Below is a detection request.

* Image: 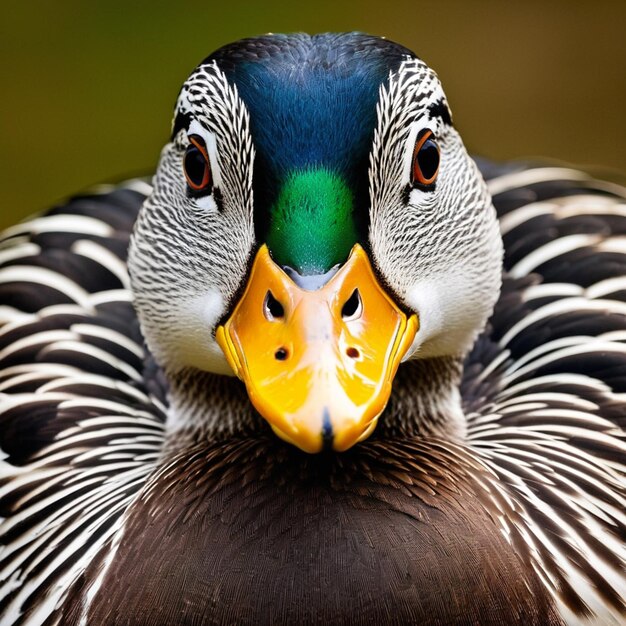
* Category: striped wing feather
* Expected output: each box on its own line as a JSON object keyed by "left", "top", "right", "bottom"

{"left": 0, "top": 182, "right": 166, "bottom": 625}
{"left": 464, "top": 165, "right": 626, "bottom": 624}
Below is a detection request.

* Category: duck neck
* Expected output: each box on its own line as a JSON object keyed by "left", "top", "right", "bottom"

{"left": 163, "top": 369, "right": 263, "bottom": 452}
{"left": 377, "top": 355, "right": 466, "bottom": 441}
{"left": 163, "top": 355, "right": 466, "bottom": 451}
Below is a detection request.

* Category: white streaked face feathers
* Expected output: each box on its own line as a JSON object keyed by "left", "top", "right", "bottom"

{"left": 129, "top": 62, "right": 255, "bottom": 375}
{"left": 368, "top": 58, "right": 503, "bottom": 359}
{"left": 130, "top": 56, "right": 503, "bottom": 377}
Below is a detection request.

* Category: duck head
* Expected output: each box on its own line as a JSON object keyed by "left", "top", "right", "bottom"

{"left": 129, "top": 33, "right": 503, "bottom": 452}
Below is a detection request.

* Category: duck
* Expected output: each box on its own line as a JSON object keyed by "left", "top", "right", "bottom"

{"left": 0, "top": 32, "right": 624, "bottom": 626}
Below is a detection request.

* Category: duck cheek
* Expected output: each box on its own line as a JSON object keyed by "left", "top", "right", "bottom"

{"left": 216, "top": 244, "right": 418, "bottom": 453}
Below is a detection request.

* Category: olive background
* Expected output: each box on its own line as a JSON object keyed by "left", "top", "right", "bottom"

{"left": 2, "top": 0, "right": 625, "bottom": 230}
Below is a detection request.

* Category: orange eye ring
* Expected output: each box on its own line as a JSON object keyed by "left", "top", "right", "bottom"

{"left": 411, "top": 130, "right": 440, "bottom": 186}
{"left": 184, "top": 134, "right": 212, "bottom": 192}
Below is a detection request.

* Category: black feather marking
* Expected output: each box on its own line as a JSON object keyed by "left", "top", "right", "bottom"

{"left": 172, "top": 110, "right": 192, "bottom": 140}
{"left": 428, "top": 98, "right": 453, "bottom": 126}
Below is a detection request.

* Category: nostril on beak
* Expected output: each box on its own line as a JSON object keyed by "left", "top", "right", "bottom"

{"left": 264, "top": 290, "right": 285, "bottom": 321}
{"left": 274, "top": 347, "right": 289, "bottom": 361}
{"left": 341, "top": 289, "right": 362, "bottom": 321}
{"left": 346, "top": 347, "right": 359, "bottom": 359}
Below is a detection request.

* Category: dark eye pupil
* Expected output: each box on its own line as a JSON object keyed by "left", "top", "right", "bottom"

{"left": 184, "top": 145, "right": 207, "bottom": 186}
{"left": 417, "top": 139, "right": 439, "bottom": 180}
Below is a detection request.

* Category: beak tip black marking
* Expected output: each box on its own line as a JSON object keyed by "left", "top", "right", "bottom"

{"left": 322, "top": 408, "right": 334, "bottom": 452}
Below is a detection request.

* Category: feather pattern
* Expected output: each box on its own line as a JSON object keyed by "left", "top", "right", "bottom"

{"left": 463, "top": 166, "right": 626, "bottom": 625}
{"left": 0, "top": 185, "right": 166, "bottom": 626}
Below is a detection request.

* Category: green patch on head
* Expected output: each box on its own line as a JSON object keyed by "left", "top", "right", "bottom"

{"left": 266, "top": 169, "right": 358, "bottom": 275}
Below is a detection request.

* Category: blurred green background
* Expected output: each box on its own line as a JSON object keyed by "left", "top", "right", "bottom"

{"left": 2, "top": 1, "right": 625, "bottom": 229}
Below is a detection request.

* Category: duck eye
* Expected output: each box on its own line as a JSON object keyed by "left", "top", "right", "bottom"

{"left": 411, "top": 130, "right": 440, "bottom": 187}
{"left": 184, "top": 134, "right": 212, "bottom": 193}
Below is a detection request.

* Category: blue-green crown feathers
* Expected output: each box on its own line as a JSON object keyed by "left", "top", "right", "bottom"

{"left": 207, "top": 33, "right": 413, "bottom": 274}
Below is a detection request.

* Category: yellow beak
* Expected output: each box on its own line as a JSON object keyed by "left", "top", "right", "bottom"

{"left": 216, "top": 244, "right": 418, "bottom": 453}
